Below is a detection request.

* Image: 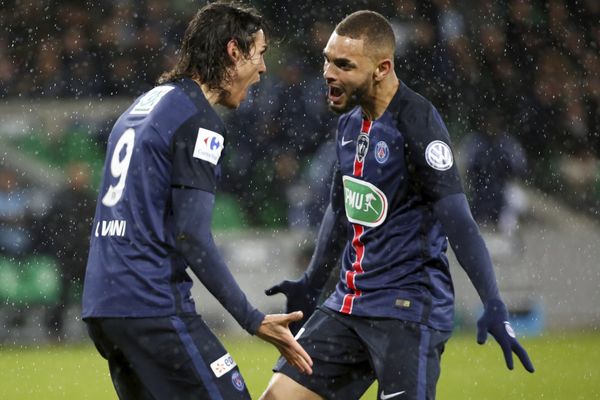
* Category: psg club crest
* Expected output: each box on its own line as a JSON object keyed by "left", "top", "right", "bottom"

{"left": 356, "top": 133, "right": 370, "bottom": 163}
{"left": 374, "top": 141, "right": 389, "bottom": 164}
{"left": 231, "top": 371, "right": 245, "bottom": 391}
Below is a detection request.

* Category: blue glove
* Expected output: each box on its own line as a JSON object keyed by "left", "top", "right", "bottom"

{"left": 265, "top": 276, "right": 322, "bottom": 335}
{"left": 477, "top": 299, "right": 535, "bottom": 373}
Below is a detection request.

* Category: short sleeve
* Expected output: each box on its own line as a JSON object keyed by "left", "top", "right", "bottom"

{"left": 403, "top": 105, "right": 464, "bottom": 202}
{"left": 170, "top": 114, "right": 226, "bottom": 193}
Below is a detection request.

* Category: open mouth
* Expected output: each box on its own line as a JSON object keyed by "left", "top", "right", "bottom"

{"left": 328, "top": 85, "right": 344, "bottom": 103}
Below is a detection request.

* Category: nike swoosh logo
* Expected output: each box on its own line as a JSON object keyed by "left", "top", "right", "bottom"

{"left": 380, "top": 391, "right": 406, "bottom": 400}
{"left": 341, "top": 137, "right": 353, "bottom": 146}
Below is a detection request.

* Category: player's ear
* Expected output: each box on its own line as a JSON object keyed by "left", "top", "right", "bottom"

{"left": 226, "top": 39, "right": 240, "bottom": 62}
{"left": 374, "top": 58, "right": 392, "bottom": 82}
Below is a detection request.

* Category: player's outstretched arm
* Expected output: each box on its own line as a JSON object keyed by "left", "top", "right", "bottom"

{"left": 256, "top": 311, "right": 313, "bottom": 375}
{"left": 172, "top": 188, "right": 265, "bottom": 333}
{"left": 266, "top": 169, "right": 346, "bottom": 334}
{"left": 433, "top": 193, "right": 535, "bottom": 373}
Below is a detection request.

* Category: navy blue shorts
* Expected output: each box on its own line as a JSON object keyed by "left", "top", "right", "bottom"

{"left": 85, "top": 315, "right": 250, "bottom": 400}
{"left": 275, "top": 307, "right": 452, "bottom": 400}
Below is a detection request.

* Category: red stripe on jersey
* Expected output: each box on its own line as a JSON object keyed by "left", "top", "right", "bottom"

{"left": 352, "top": 119, "right": 373, "bottom": 177}
{"left": 340, "top": 224, "right": 365, "bottom": 314}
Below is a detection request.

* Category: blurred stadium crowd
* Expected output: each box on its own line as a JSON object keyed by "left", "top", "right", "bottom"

{"left": 1, "top": 0, "right": 599, "bottom": 340}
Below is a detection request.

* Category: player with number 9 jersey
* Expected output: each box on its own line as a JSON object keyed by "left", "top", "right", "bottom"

{"left": 82, "top": 79, "right": 224, "bottom": 318}
{"left": 81, "top": 4, "right": 313, "bottom": 399}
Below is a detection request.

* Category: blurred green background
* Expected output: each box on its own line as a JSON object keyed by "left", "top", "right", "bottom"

{"left": 1, "top": 330, "right": 599, "bottom": 399}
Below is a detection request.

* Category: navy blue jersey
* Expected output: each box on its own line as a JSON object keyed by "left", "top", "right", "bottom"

{"left": 82, "top": 79, "right": 226, "bottom": 318}
{"left": 323, "top": 82, "right": 463, "bottom": 331}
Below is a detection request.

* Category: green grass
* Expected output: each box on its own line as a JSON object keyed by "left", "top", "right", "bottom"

{"left": 0, "top": 330, "right": 598, "bottom": 399}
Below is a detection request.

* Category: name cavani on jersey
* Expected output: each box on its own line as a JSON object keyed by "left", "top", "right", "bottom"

{"left": 95, "top": 219, "right": 127, "bottom": 237}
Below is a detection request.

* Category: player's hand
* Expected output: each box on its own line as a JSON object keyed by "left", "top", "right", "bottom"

{"left": 256, "top": 311, "right": 313, "bottom": 375}
{"left": 476, "top": 299, "right": 535, "bottom": 373}
{"left": 265, "top": 276, "right": 322, "bottom": 335}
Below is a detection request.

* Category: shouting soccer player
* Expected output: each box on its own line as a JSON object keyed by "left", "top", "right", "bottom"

{"left": 262, "top": 10, "right": 534, "bottom": 400}
{"left": 81, "top": 2, "right": 312, "bottom": 399}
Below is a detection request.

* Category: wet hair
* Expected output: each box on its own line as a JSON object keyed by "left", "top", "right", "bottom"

{"left": 158, "top": 1, "right": 266, "bottom": 95}
{"left": 335, "top": 10, "right": 395, "bottom": 58}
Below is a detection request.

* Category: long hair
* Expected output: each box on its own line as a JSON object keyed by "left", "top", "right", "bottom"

{"left": 158, "top": 1, "right": 265, "bottom": 95}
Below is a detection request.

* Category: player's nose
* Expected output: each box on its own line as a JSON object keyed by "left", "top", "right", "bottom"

{"left": 258, "top": 57, "right": 266, "bottom": 74}
{"left": 323, "top": 62, "right": 335, "bottom": 81}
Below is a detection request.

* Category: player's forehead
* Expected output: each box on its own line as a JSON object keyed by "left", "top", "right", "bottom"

{"left": 252, "top": 29, "right": 267, "bottom": 51}
{"left": 323, "top": 32, "right": 367, "bottom": 62}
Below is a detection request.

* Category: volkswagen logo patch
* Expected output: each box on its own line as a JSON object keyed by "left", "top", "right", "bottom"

{"left": 425, "top": 140, "right": 453, "bottom": 171}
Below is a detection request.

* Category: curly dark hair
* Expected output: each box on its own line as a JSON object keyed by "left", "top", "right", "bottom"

{"left": 158, "top": 1, "right": 266, "bottom": 95}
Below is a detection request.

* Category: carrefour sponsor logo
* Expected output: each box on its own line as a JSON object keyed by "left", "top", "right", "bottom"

{"left": 210, "top": 352, "right": 237, "bottom": 378}
{"left": 193, "top": 128, "right": 224, "bottom": 165}
{"left": 342, "top": 175, "right": 388, "bottom": 227}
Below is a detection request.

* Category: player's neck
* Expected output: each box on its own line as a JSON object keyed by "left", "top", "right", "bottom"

{"left": 361, "top": 75, "right": 400, "bottom": 121}
{"left": 191, "top": 77, "right": 221, "bottom": 105}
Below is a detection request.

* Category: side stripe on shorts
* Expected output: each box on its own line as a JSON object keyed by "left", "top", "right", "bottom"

{"left": 170, "top": 316, "right": 224, "bottom": 400}
{"left": 417, "top": 324, "right": 432, "bottom": 400}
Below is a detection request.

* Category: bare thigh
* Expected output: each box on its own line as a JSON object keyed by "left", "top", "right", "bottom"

{"left": 260, "top": 373, "right": 324, "bottom": 400}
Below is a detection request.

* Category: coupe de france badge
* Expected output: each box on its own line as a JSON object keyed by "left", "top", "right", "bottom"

{"left": 425, "top": 140, "right": 453, "bottom": 171}
{"left": 356, "top": 133, "right": 370, "bottom": 162}
{"left": 193, "top": 128, "right": 224, "bottom": 165}
{"left": 130, "top": 85, "right": 174, "bottom": 115}
{"left": 374, "top": 141, "right": 389, "bottom": 164}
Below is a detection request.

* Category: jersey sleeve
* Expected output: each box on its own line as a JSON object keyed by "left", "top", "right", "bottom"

{"left": 170, "top": 114, "right": 226, "bottom": 193}
{"left": 403, "top": 105, "right": 464, "bottom": 202}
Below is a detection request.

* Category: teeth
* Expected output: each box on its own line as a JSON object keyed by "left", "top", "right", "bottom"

{"left": 330, "top": 87, "right": 342, "bottom": 97}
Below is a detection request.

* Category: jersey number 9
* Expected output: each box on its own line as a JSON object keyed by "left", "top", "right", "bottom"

{"left": 101, "top": 128, "right": 136, "bottom": 207}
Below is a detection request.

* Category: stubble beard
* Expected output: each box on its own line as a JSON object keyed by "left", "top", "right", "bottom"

{"left": 327, "top": 81, "right": 370, "bottom": 115}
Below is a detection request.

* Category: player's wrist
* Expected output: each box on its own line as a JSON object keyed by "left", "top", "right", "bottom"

{"left": 483, "top": 299, "right": 507, "bottom": 316}
{"left": 246, "top": 309, "right": 266, "bottom": 335}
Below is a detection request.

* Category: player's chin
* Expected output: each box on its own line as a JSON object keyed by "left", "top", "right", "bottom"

{"left": 327, "top": 98, "right": 351, "bottom": 114}
{"left": 222, "top": 93, "right": 245, "bottom": 109}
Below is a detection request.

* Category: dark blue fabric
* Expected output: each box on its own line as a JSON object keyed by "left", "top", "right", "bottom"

{"left": 172, "top": 188, "right": 264, "bottom": 334}
{"left": 85, "top": 315, "right": 252, "bottom": 399}
{"left": 82, "top": 79, "right": 235, "bottom": 321}
{"left": 320, "top": 83, "right": 461, "bottom": 331}
{"left": 476, "top": 299, "right": 535, "bottom": 372}
{"left": 432, "top": 193, "right": 500, "bottom": 303}
{"left": 170, "top": 316, "right": 224, "bottom": 400}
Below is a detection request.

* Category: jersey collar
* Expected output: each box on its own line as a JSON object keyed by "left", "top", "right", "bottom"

{"left": 384, "top": 80, "right": 405, "bottom": 117}
{"left": 175, "top": 77, "right": 211, "bottom": 111}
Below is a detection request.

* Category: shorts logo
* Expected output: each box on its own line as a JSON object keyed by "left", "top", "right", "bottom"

{"left": 342, "top": 175, "right": 388, "bottom": 227}
{"left": 210, "top": 353, "right": 237, "bottom": 378}
{"left": 130, "top": 85, "right": 174, "bottom": 115}
{"left": 374, "top": 141, "right": 389, "bottom": 164}
{"left": 193, "top": 128, "right": 224, "bottom": 165}
{"left": 356, "top": 134, "right": 370, "bottom": 162}
{"left": 231, "top": 371, "right": 245, "bottom": 391}
{"left": 425, "top": 140, "right": 453, "bottom": 171}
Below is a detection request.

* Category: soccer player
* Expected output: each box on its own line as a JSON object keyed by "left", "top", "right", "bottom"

{"left": 261, "top": 10, "right": 534, "bottom": 400}
{"left": 81, "top": 3, "right": 312, "bottom": 399}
